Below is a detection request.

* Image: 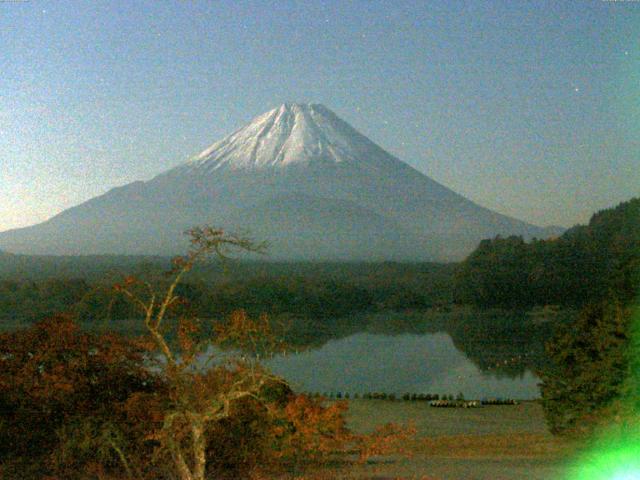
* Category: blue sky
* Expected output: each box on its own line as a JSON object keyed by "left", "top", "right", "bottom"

{"left": 1, "top": 0, "right": 638, "bottom": 231}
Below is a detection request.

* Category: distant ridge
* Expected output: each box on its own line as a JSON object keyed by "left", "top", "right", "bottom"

{"left": 0, "top": 103, "right": 561, "bottom": 260}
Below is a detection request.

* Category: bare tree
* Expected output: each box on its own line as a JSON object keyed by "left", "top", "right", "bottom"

{"left": 115, "top": 226, "right": 283, "bottom": 480}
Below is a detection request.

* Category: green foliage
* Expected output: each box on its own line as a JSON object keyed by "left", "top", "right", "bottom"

{"left": 0, "top": 262, "right": 456, "bottom": 332}
{"left": 454, "top": 236, "right": 534, "bottom": 308}
{"left": 455, "top": 197, "right": 640, "bottom": 308}
{"left": 0, "top": 278, "right": 90, "bottom": 326}
{"left": 538, "top": 301, "right": 632, "bottom": 435}
{"left": 456, "top": 198, "right": 640, "bottom": 436}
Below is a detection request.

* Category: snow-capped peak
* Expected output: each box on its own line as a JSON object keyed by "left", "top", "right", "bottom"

{"left": 184, "top": 103, "right": 374, "bottom": 172}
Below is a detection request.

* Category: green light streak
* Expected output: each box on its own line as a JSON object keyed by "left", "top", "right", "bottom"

{"left": 564, "top": 304, "right": 640, "bottom": 480}
{"left": 567, "top": 429, "right": 640, "bottom": 480}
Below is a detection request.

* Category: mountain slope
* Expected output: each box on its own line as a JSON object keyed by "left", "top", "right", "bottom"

{"left": 0, "top": 103, "right": 560, "bottom": 260}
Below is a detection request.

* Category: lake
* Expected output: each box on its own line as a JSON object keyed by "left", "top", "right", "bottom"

{"left": 196, "top": 308, "right": 554, "bottom": 400}
{"left": 265, "top": 331, "right": 542, "bottom": 400}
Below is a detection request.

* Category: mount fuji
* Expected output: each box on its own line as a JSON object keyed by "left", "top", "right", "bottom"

{"left": 0, "top": 103, "right": 561, "bottom": 260}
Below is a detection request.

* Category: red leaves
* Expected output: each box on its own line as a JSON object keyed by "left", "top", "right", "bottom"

{"left": 266, "top": 395, "right": 353, "bottom": 464}
{"left": 0, "top": 316, "right": 160, "bottom": 478}
{"left": 251, "top": 394, "right": 416, "bottom": 472}
{"left": 124, "top": 391, "right": 166, "bottom": 431}
{"left": 356, "top": 422, "right": 417, "bottom": 462}
{"left": 0, "top": 225, "right": 419, "bottom": 478}
{"left": 0, "top": 316, "right": 151, "bottom": 406}
{"left": 170, "top": 255, "right": 190, "bottom": 273}
{"left": 177, "top": 316, "right": 199, "bottom": 356}
{"left": 113, "top": 275, "right": 137, "bottom": 292}
{"left": 215, "top": 309, "right": 284, "bottom": 355}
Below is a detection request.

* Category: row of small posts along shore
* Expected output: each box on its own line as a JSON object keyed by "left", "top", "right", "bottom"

{"left": 301, "top": 391, "right": 519, "bottom": 407}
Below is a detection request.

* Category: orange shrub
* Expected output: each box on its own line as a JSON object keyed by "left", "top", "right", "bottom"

{"left": 0, "top": 315, "right": 160, "bottom": 479}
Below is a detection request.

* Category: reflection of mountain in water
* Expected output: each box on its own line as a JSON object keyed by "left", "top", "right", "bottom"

{"left": 278, "top": 308, "right": 572, "bottom": 379}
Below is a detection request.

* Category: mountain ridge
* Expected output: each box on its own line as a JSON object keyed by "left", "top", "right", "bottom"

{"left": 0, "top": 103, "right": 562, "bottom": 260}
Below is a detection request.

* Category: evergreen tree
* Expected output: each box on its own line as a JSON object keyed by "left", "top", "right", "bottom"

{"left": 539, "top": 301, "right": 631, "bottom": 435}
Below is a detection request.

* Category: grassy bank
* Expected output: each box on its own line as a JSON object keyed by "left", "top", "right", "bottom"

{"left": 293, "top": 399, "right": 574, "bottom": 480}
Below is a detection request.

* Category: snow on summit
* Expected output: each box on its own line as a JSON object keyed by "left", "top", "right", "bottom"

{"left": 185, "top": 103, "right": 375, "bottom": 172}
{"left": 0, "top": 101, "right": 558, "bottom": 259}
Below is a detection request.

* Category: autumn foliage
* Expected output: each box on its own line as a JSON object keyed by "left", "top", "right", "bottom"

{"left": 0, "top": 314, "right": 158, "bottom": 478}
{"left": 0, "top": 227, "right": 414, "bottom": 479}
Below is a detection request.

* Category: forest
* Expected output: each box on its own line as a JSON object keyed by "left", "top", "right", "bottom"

{"left": 454, "top": 197, "right": 640, "bottom": 308}
{"left": 0, "top": 260, "right": 455, "bottom": 331}
{"left": 3, "top": 199, "right": 638, "bottom": 327}
{"left": 453, "top": 197, "right": 640, "bottom": 435}
{"left": 0, "top": 198, "right": 638, "bottom": 478}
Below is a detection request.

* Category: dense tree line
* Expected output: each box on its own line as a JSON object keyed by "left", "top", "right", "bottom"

{"left": 453, "top": 198, "right": 640, "bottom": 435}
{"left": 454, "top": 197, "right": 640, "bottom": 308}
{"left": 0, "top": 265, "right": 455, "bottom": 331}
{"left": 0, "top": 279, "right": 91, "bottom": 326}
{"left": 535, "top": 199, "right": 638, "bottom": 435}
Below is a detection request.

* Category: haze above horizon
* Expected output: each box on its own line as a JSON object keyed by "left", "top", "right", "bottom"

{"left": 1, "top": 0, "right": 638, "bottom": 232}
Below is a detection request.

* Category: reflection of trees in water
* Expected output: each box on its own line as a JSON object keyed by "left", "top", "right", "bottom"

{"left": 446, "top": 314, "right": 550, "bottom": 378}
{"left": 279, "top": 308, "right": 575, "bottom": 379}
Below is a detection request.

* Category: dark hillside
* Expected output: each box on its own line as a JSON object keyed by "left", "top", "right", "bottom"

{"left": 454, "top": 197, "right": 640, "bottom": 308}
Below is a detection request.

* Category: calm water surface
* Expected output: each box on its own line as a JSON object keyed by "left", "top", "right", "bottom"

{"left": 265, "top": 332, "right": 541, "bottom": 400}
